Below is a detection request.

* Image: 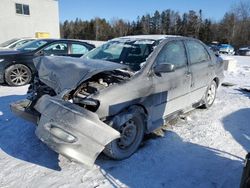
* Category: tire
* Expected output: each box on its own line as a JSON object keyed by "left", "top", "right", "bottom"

{"left": 5, "top": 64, "right": 32, "bottom": 86}
{"left": 203, "top": 80, "right": 217, "bottom": 109}
{"left": 104, "top": 108, "right": 145, "bottom": 160}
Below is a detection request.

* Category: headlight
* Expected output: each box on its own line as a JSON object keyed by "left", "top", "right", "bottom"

{"left": 0, "top": 59, "right": 4, "bottom": 63}
{"left": 74, "top": 96, "right": 100, "bottom": 112}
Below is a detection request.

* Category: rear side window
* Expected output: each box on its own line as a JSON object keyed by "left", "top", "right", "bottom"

{"left": 186, "top": 41, "right": 210, "bottom": 64}
{"left": 71, "top": 43, "right": 89, "bottom": 55}
{"left": 156, "top": 41, "right": 187, "bottom": 69}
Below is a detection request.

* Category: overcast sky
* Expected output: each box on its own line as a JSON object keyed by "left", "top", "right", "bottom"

{"left": 59, "top": 0, "right": 238, "bottom": 22}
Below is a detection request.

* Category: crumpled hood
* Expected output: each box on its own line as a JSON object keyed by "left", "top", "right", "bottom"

{"left": 33, "top": 56, "right": 128, "bottom": 94}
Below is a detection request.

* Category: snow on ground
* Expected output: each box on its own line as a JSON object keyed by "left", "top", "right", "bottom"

{"left": 0, "top": 56, "right": 250, "bottom": 188}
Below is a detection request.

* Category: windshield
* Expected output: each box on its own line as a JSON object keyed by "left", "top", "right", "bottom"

{"left": 9, "top": 39, "right": 34, "bottom": 49}
{"left": 83, "top": 39, "right": 156, "bottom": 71}
{"left": 17, "top": 40, "right": 48, "bottom": 51}
{"left": 0, "top": 38, "right": 19, "bottom": 47}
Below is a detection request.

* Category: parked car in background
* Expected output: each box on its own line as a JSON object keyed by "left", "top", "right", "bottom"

{"left": 0, "top": 38, "right": 35, "bottom": 50}
{"left": 0, "top": 39, "right": 95, "bottom": 86}
{"left": 218, "top": 44, "right": 235, "bottom": 55}
{"left": 11, "top": 35, "right": 224, "bottom": 168}
{"left": 238, "top": 46, "right": 250, "bottom": 56}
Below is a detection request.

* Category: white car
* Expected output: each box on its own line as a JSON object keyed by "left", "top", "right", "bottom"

{"left": 0, "top": 38, "right": 35, "bottom": 50}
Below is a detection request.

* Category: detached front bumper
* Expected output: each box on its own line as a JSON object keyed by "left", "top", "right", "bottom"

{"left": 34, "top": 95, "right": 120, "bottom": 168}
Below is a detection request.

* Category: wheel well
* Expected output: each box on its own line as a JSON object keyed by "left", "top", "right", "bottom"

{"left": 213, "top": 77, "right": 219, "bottom": 88}
{"left": 133, "top": 104, "right": 148, "bottom": 116}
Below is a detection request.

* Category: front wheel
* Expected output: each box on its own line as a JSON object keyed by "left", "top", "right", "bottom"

{"left": 203, "top": 80, "right": 217, "bottom": 108}
{"left": 5, "top": 64, "right": 32, "bottom": 86}
{"left": 104, "top": 108, "right": 145, "bottom": 160}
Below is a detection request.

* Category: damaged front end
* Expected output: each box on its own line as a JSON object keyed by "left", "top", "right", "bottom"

{"left": 11, "top": 56, "right": 133, "bottom": 168}
{"left": 35, "top": 95, "right": 120, "bottom": 168}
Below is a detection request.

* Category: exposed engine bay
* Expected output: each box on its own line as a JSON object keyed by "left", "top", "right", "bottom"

{"left": 28, "top": 69, "right": 132, "bottom": 112}
{"left": 72, "top": 70, "right": 132, "bottom": 98}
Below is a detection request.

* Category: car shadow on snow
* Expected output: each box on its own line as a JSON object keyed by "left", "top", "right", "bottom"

{"left": 95, "top": 131, "right": 243, "bottom": 188}
{"left": 0, "top": 94, "right": 61, "bottom": 171}
{"left": 223, "top": 108, "right": 250, "bottom": 153}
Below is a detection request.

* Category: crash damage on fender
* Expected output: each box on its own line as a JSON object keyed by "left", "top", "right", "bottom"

{"left": 11, "top": 35, "right": 224, "bottom": 168}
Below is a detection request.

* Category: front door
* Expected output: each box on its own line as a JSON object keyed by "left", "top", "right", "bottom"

{"left": 151, "top": 40, "right": 191, "bottom": 124}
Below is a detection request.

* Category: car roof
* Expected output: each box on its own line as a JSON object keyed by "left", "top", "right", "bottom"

{"left": 33, "top": 38, "right": 91, "bottom": 43}
{"left": 117, "top": 35, "right": 181, "bottom": 41}
{"left": 31, "top": 39, "right": 95, "bottom": 47}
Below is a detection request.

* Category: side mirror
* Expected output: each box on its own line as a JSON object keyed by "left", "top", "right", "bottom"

{"left": 154, "top": 63, "right": 175, "bottom": 75}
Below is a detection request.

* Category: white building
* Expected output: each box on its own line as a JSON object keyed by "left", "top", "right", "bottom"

{"left": 0, "top": 0, "right": 60, "bottom": 43}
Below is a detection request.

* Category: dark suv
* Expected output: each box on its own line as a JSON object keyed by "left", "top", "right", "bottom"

{"left": 11, "top": 35, "right": 224, "bottom": 168}
{"left": 0, "top": 39, "right": 94, "bottom": 86}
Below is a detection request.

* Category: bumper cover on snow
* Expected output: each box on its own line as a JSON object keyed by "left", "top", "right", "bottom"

{"left": 33, "top": 95, "right": 120, "bottom": 168}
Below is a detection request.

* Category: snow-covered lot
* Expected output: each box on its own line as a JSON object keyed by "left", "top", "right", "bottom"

{"left": 0, "top": 56, "right": 250, "bottom": 188}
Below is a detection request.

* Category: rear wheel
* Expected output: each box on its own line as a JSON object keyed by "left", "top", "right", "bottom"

{"left": 104, "top": 108, "right": 145, "bottom": 160}
{"left": 203, "top": 80, "right": 217, "bottom": 108}
{"left": 5, "top": 64, "right": 32, "bottom": 86}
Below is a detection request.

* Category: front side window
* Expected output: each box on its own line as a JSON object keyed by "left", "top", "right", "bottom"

{"left": 186, "top": 41, "right": 210, "bottom": 64}
{"left": 43, "top": 43, "right": 68, "bottom": 56}
{"left": 156, "top": 41, "right": 187, "bottom": 69}
{"left": 15, "top": 3, "right": 30, "bottom": 15}
{"left": 71, "top": 43, "right": 89, "bottom": 55}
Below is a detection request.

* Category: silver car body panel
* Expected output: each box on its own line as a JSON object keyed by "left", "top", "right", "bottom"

{"left": 34, "top": 95, "right": 120, "bottom": 168}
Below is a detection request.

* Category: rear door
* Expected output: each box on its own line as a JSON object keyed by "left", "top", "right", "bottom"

{"left": 185, "top": 40, "right": 213, "bottom": 104}
{"left": 151, "top": 40, "right": 192, "bottom": 123}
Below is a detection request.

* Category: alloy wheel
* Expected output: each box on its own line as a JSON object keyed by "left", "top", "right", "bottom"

{"left": 10, "top": 66, "right": 30, "bottom": 86}
{"left": 207, "top": 84, "right": 216, "bottom": 105}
